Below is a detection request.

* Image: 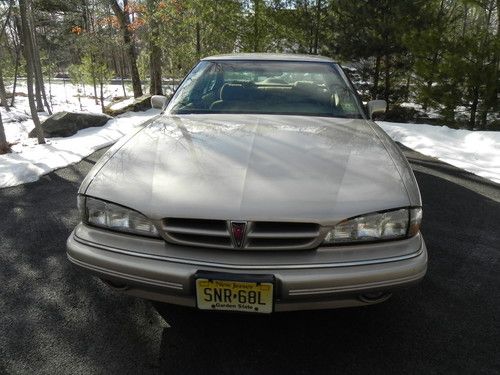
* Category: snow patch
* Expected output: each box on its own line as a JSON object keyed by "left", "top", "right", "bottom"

{"left": 109, "top": 97, "right": 135, "bottom": 111}
{"left": 377, "top": 121, "right": 500, "bottom": 184}
{"left": 1, "top": 107, "right": 31, "bottom": 123}
{"left": 1, "top": 109, "right": 160, "bottom": 188}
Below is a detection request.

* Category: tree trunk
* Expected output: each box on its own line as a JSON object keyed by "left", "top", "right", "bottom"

{"left": 33, "top": 58, "right": 44, "bottom": 111}
{"left": 29, "top": 8, "right": 52, "bottom": 114}
{"left": 77, "top": 89, "right": 83, "bottom": 111}
{"left": 478, "top": 107, "right": 488, "bottom": 130}
{"left": 383, "top": 54, "right": 390, "bottom": 107}
{"left": 63, "top": 78, "right": 68, "bottom": 103}
{"left": 0, "top": 57, "right": 10, "bottom": 111}
{"left": 253, "top": 0, "right": 260, "bottom": 52}
{"left": 9, "top": 18, "right": 21, "bottom": 107}
{"left": 405, "top": 74, "right": 411, "bottom": 102}
{"left": 372, "top": 55, "right": 381, "bottom": 99}
{"left": 149, "top": 46, "right": 163, "bottom": 95}
{"left": 47, "top": 61, "right": 53, "bottom": 109}
{"left": 82, "top": 0, "right": 100, "bottom": 101}
{"left": 481, "top": 0, "right": 500, "bottom": 129}
{"left": 303, "top": 0, "right": 313, "bottom": 54}
{"left": 91, "top": 54, "right": 98, "bottom": 104}
{"left": 110, "top": 0, "right": 143, "bottom": 98}
{"left": 100, "top": 80, "right": 105, "bottom": 113}
{"left": 19, "top": 0, "right": 44, "bottom": 144}
{"left": 0, "top": 110, "right": 9, "bottom": 154}
{"left": 423, "top": 48, "right": 440, "bottom": 111}
{"left": 10, "top": 53, "right": 19, "bottom": 107}
{"left": 195, "top": 21, "right": 201, "bottom": 60}
{"left": 469, "top": 85, "right": 479, "bottom": 130}
{"left": 121, "top": 74, "right": 127, "bottom": 98}
{"left": 313, "top": 0, "right": 321, "bottom": 54}
{"left": 111, "top": 50, "right": 119, "bottom": 76}
{"left": 33, "top": 79, "right": 44, "bottom": 111}
{"left": 120, "top": 49, "right": 127, "bottom": 97}
{"left": 26, "top": 7, "right": 43, "bottom": 112}
{"left": 148, "top": 0, "right": 163, "bottom": 95}
{"left": 0, "top": 1, "right": 13, "bottom": 111}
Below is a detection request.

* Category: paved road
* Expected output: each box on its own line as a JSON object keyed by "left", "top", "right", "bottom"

{"left": 1, "top": 145, "right": 499, "bottom": 374}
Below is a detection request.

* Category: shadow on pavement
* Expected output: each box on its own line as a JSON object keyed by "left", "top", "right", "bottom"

{"left": 0, "top": 149, "right": 164, "bottom": 375}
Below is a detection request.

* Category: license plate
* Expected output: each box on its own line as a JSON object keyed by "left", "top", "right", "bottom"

{"left": 195, "top": 276, "right": 274, "bottom": 314}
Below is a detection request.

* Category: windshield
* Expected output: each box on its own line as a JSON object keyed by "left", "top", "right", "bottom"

{"left": 167, "top": 60, "right": 365, "bottom": 119}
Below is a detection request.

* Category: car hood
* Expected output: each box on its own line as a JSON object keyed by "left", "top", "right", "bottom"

{"left": 84, "top": 114, "right": 415, "bottom": 224}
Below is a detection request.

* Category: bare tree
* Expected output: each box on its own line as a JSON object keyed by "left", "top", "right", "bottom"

{"left": 0, "top": 65, "right": 8, "bottom": 153}
{"left": 147, "top": 0, "right": 162, "bottom": 95}
{"left": 110, "top": 0, "right": 143, "bottom": 98}
{"left": 8, "top": 13, "right": 22, "bottom": 107}
{"left": 0, "top": 110, "right": 8, "bottom": 154}
{"left": 0, "top": 58, "right": 8, "bottom": 111}
{"left": 19, "top": 0, "right": 44, "bottom": 144}
{"left": 28, "top": 4, "right": 52, "bottom": 114}
{"left": 0, "top": 0, "right": 14, "bottom": 112}
{"left": 313, "top": 0, "right": 322, "bottom": 54}
{"left": 253, "top": 0, "right": 261, "bottom": 52}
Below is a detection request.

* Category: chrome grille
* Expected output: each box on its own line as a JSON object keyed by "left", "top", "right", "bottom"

{"left": 161, "top": 218, "right": 322, "bottom": 250}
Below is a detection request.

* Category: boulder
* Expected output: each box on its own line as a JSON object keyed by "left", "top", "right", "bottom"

{"left": 104, "top": 95, "right": 152, "bottom": 116}
{"left": 28, "top": 111, "right": 112, "bottom": 138}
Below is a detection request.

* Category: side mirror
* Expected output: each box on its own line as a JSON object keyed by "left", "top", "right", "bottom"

{"left": 367, "top": 100, "right": 387, "bottom": 120}
{"left": 151, "top": 95, "right": 168, "bottom": 109}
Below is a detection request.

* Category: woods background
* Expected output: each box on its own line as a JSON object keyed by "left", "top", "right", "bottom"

{"left": 0, "top": 0, "right": 498, "bottom": 139}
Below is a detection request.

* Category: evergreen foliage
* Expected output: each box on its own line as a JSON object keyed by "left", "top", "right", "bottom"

{"left": 0, "top": 0, "right": 498, "bottom": 130}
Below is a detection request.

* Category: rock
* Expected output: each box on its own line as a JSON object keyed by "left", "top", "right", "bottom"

{"left": 104, "top": 95, "right": 152, "bottom": 116}
{"left": 28, "top": 111, "right": 112, "bottom": 138}
{"left": 384, "top": 105, "right": 422, "bottom": 123}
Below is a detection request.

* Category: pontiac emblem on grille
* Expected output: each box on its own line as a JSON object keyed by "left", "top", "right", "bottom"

{"left": 230, "top": 221, "right": 247, "bottom": 248}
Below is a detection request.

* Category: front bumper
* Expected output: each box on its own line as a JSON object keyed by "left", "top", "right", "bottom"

{"left": 67, "top": 224, "right": 427, "bottom": 312}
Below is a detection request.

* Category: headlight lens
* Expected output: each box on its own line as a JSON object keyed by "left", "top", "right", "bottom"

{"left": 323, "top": 207, "right": 422, "bottom": 245}
{"left": 79, "top": 196, "right": 160, "bottom": 238}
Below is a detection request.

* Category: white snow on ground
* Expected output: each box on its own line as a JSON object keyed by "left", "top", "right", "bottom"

{"left": 109, "top": 97, "right": 135, "bottom": 111}
{"left": 0, "top": 81, "right": 160, "bottom": 188}
{"left": 378, "top": 121, "right": 500, "bottom": 184}
{"left": 399, "top": 102, "right": 442, "bottom": 119}
{"left": 0, "top": 109, "right": 160, "bottom": 188}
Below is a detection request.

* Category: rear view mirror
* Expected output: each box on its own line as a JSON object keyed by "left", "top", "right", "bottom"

{"left": 367, "top": 100, "right": 387, "bottom": 120}
{"left": 151, "top": 95, "right": 168, "bottom": 109}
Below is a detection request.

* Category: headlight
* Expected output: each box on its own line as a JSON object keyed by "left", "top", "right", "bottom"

{"left": 79, "top": 195, "right": 160, "bottom": 238}
{"left": 323, "top": 207, "right": 422, "bottom": 245}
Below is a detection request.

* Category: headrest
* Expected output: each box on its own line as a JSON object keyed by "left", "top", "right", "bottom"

{"left": 293, "top": 81, "right": 330, "bottom": 101}
{"left": 262, "top": 77, "right": 288, "bottom": 84}
{"left": 293, "top": 81, "right": 321, "bottom": 92}
{"left": 220, "top": 84, "right": 248, "bottom": 101}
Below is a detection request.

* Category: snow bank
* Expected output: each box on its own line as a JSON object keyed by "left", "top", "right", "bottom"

{"left": 0, "top": 109, "right": 160, "bottom": 188}
{"left": 2, "top": 107, "right": 31, "bottom": 123}
{"left": 109, "top": 97, "right": 135, "bottom": 111}
{"left": 378, "top": 121, "right": 500, "bottom": 184}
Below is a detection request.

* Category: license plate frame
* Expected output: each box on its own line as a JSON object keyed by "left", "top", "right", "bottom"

{"left": 194, "top": 272, "right": 275, "bottom": 314}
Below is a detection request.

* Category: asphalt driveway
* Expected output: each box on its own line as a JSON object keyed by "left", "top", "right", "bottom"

{"left": 0, "top": 145, "right": 499, "bottom": 374}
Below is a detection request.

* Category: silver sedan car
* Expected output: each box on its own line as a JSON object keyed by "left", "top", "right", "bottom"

{"left": 67, "top": 54, "right": 427, "bottom": 313}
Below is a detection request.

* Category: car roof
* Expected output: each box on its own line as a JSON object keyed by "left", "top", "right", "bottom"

{"left": 202, "top": 53, "right": 336, "bottom": 63}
